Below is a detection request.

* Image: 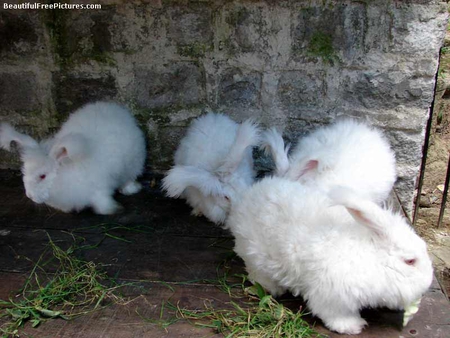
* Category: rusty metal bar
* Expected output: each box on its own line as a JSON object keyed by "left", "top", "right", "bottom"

{"left": 437, "top": 152, "right": 450, "bottom": 228}
{"left": 413, "top": 49, "right": 443, "bottom": 226}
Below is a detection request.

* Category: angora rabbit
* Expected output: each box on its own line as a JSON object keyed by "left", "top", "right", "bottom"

{"left": 162, "top": 113, "right": 259, "bottom": 224}
{"left": 0, "top": 101, "right": 146, "bottom": 214}
{"left": 262, "top": 119, "right": 396, "bottom": 203}
{"left": 227, "top": 177, "right": 433, "bottom": 335}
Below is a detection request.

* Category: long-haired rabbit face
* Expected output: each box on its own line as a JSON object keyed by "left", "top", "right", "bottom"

{"left": 21, "top": 149, "right": 58, "bottom": 204}
{"left": 338, "top": 192, "right": 433, "bottom": 309}
{"left": 381, "top": 212, "right": 433, "bottom": 307}
{"left": 216, "top": 167, "right": 253, "bottom": 213}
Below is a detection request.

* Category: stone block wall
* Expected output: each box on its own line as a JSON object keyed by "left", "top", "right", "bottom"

{"left": 0, "top": 0, "right": 448, "bottom": 215}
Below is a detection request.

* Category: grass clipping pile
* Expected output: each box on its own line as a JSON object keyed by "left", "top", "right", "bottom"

{"left": 0, "top": 234, "right": 126, "bottom": 337}
{"left": 172, "top": 269, "right": 323, "bottom": 338}
{"left": 0, "top": 234, "right": 322, "bottom": 338}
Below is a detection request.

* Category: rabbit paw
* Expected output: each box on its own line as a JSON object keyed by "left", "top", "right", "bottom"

{"left": 325, "top": 316, "right": 367, "bottom": 335}
{"left": 120, "top": 181, "right": 142, "bottom": 195}
{"left": 191, "top": 208, "right": 203, "bottom": 216}
{"left": 92, "top": 194, "right": 124, "bottom": 215}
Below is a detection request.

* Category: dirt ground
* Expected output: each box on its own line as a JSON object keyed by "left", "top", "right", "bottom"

{"left": 414, "top": 34, "right": 450, "bottom": 298}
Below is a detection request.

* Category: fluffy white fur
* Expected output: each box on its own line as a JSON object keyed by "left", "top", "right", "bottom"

{"left": 0, "top": 101, "right": 146, "bottom": 214}
{"left": 227, "top": 177, "right": 433, "bottom": 335}
{"left": 262, "top": 119, "right": 397, "bottom": 203}
{"left": 261, "top": 127, "right": 290, "bottom": 177}
{"left": 162, "top": 113, "right": 260, "bottom": 224}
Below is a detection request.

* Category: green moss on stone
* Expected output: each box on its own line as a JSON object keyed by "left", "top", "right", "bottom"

{"left": 177, "top": 42, "right": 213, "bottom": 58}
{"left": 226, "top": 7, "right": 249, "bottom": 27}
{"left": 90, "top": 51, "right": 117, "bottom": 67}
{"left": 127, "top": 100, "right": 205, "bottom": 127}
{"left": 308, "top": 31, "right": 336, "bottom": 64}
{"left": 45, "top": 9, "right": 116, "bottom": 68}
{"left": 45, "top": 9, "right": 72, "bottom": 67}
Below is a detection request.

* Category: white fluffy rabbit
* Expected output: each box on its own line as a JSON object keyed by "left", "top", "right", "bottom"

{"left": 227, "top": 177, "right": 433, "bottom": 335}
{"left": 162, "top": 113, "right": 260, "bottom": 224}
{"left": 0, "top": 101, "right": 146, "bottom": 214}
{"left": 262, "top": 119, "right": 397, "bottom": 203}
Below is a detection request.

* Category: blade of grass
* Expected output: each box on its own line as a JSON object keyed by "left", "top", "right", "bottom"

{"left": 0, "top": 232, "right": 131, "bottom": 337}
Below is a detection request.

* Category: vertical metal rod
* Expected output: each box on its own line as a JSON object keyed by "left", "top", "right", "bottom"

{"left": 437, "top": 152, "right": 450, "bottom": 228}
{"left": 412, "top": 108, "right": 434, "bottom": 226}
{"left": 412, "top": 49, "right": 443, "bottom": 226}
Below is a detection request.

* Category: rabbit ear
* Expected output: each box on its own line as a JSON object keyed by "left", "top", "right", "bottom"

{"left": 260, "top": 128, "right": 290, "bottom": 176}
{"left": 328, "top": 186, "right": 387, "bottom": 237}
{"left": 286, "top": 159, "right": 319, "bottom": 181}
{"left": 50, "top": 133, "right": 88, "bottom": 164}
{"left": 0, "top": 123, "right": 39, "bottom": 151}
{"left": 298, "top": 159, "right": 318, "bottom": 178}
{"left": 216, "top": 119, "right": 260, "bottom": 178}
{"left": 162, "top": 165, "right": 225, "bottom": 198}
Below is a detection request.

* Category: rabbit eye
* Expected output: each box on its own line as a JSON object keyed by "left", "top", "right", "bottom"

{"left": 404, "top": 258, "right": 416, "bottom": 266}
{"left": 39, "top": 174, "right": 46, "bottom": 180}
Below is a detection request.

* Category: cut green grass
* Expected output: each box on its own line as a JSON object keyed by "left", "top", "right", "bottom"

{"left": 0, "top": 233, "right": 128, "bottom": 337}
{"left": 171, "top": 285, "right": 323, "bottom": 338}
{"left": 76, "top": 222, "right": 155, "bottom": 246}
{"left": 165, "top": 257, "right": 324, "bottom": 338}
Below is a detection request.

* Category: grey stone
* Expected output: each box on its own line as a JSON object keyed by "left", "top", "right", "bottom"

{"left": 390, "top": 3, "right": 448, "bottom": 57}
{"left": 166, "top": 6, "right": 213, "bottom": 45}
{"left": 292, "top": 4, "right": 367, "bottom": 62}
{"left": 0, "top": 11, "right": 41, "bottom": 59}
{"left": 219, "top": 68, "right": 261, "bottom": 109}
{"left": 134, "top": 63, "right": 204, "bottom": 109}
{"left": 149, "top": 126, "right": 187, "bottom": 170}
{"left": 53, "top": 72, "right": 118, "bottom": 116}
{"left": 49, "top": 9, "right": 116, "bottom": 66}
{"left": 342, "top": 71, "right": 435, "bottom": 110}
{"left": 277, "top": 71, "right": 326, "bottom": 110}
{"left": 395, "top": 176, "right": 418, "bottom": 217}
{"left": 386, "top": 130, "right": 424, "bottom": 168}
{"left": 218, "top": 3, "right": 291, "bottom": 64}
{"left": 225, "top": 5, "right": 264, "bottom": 53}
{"left": 0, "top": 72, "right": 40, "bottom": 112}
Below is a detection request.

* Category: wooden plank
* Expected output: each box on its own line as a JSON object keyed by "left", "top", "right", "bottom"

{"left": 1, "top": 171, "right": 450, "bottom": 338}
{"left": 0, "top": 227, "right": 240, "bottom": 282}
{"left": 0, "top": 172, "right": 228, "bottom": 238}
{"left": 1, "top": 271, "right": 449, "bottom": 338}
{"left": 0, "top": 272, "right": 226, "bottom": 338}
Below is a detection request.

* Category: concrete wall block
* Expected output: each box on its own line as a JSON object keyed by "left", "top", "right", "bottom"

{"left": 109, "top": 5, "right": 162, "bottom": 54}
{"left": 277, "top": 70, "right": 326, "bottom": 110}
{"left": 150, "top": 126, "right": 187, "bottom": 170}
{"left": 0, "top": 71, "right": 41, "bottom": 112}
{"left": 0, "top": 10, "right": 48, "bottom": 62}
{"left": 291, "top": 3, "right": 367, "bottom": 63}
{"left": 341, "top": 71, "right": 435, "bottom": 110}
{"left": 218, "top": 68, "right": 262, "bottom": 109}
{"left": 335, "top": 106, "right": 428, "bottom": 133}
{"left": 215, "top": 3, "right": 291, "bottom": 67}
{"left": 363, "top": 5, "right": 393, "bottom": 54}
{"left": 47, "top": 8, "right": 119, "bottom": 67}
{"left": 134, "top": 62, "right": 205, "bottom": 109}
{"left": 386, "top": 130, "right": 424, "bottom": 169}
{"left": 53, "top": 71, "right": 118, "bottom": 116}
{"left": 166, "top": 6, "right": 213, "bottom": 46}
{"left": 222, "top": 4, "right": 266, "bottom": 54}
{"left": 395, "top": 176, "right": 417, "bottom": 219}
{"left": 389, "top": 3, "right": 448, "bottom": 57}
